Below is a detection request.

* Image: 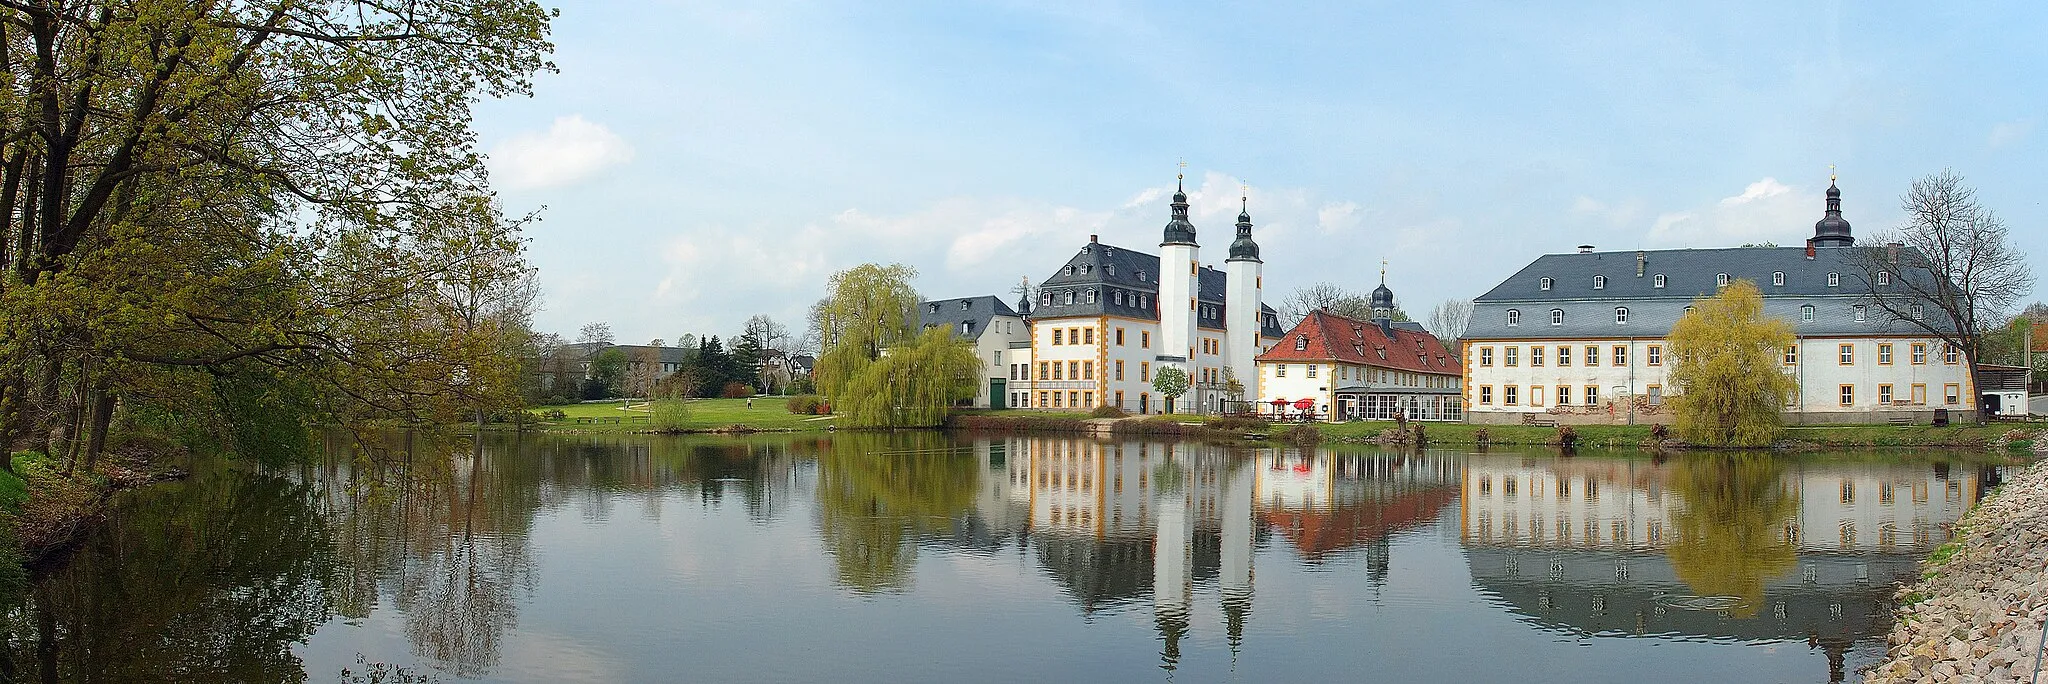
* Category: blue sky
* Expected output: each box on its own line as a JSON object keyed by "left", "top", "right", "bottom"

{"left": 474, "top": 0, "right": 2046, "bottom": 344}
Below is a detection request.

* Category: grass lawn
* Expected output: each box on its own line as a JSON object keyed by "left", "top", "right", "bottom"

{"left": 533, "top": 397, "right": 834, "bottom": 432}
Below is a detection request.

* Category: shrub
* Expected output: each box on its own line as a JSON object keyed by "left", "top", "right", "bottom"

{"left": 720, "top": 382, "right": 753, "bottom": 399}
{"left": 652, "top": 401, "right": 691, "bottom": 432}
{"left": 1410, "top": 422, "right": 1427, "bottom": 445}
{"left": 543, "top": 409, "right": 567, "bottom": 421}
{"left": 1650, "top": 423, "right": 1670, "bottom": 441}
{"left": 1556, "top": 426, "right": 1580, "bottom": 448}
{"left": 1206, "top": 415, "right": 1271, "bottom": 432}
{"left": 1282, "top": 424, "right": 1322, "bottom": 446}
{"left": 1473, "top": 428, "right": 1490, "bottom": 445}
{"left": 786, "top": 395, "right": 823, "bottom": 415}
{"left": 1090, "top": 404, "right": 1129, "bottom": 419}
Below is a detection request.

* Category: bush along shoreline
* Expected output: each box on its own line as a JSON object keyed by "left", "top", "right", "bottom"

{"left": 1865, "top": 447, "right": 2048, "bottom": 683}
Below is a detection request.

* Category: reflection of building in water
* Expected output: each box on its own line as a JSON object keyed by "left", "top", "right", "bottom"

{"left": 1456, "top": 456, "right": 1987, "bottom": 683}
{"left": 1459, "top": 458, "right": 1979, "bottom": 553}
{"left": 970, "top": 437, "right": 1461, "bottom": 666}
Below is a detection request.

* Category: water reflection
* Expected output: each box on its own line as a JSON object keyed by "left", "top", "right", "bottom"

{"left": 0, "top": 432, "right": 2003, "bottom": 683}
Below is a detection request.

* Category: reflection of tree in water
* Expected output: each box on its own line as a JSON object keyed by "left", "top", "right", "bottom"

{"left": 321, "top": 432, "right": 540, "bottom": 678}
{"left": 1, "top": 466, "right": 335, "bottom": 682}
{"left": 1665, "top": 454, "right": 1798, "bottom": 618}
{"left": 813, "top": 432, "right": 978, "bottom": 594}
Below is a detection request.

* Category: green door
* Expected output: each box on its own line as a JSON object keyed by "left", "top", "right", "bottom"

{"left": 989, "top": 379, "right": 1007, "bottom": 409}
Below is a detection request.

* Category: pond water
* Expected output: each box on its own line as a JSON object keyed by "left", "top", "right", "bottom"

{"left": 2, "top": 432, "right": 2004, "bottom": 683}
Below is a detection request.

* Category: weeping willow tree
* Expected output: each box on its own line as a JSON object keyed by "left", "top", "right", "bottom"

{"left": 1667, "top": 280, "right": 1797, "bottom": 447}
{"left": 814, "top": 264, "right": 982, "bottom": 428}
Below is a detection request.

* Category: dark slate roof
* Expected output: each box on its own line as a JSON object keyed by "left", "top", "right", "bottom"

{"left": 919, "top": 295, "right": 1021, "bottom": 339}
{"left": 1033, "top": 240, "right": 1287, "bottom": 338}
{"left": 608, "top": 344, "right": 694, "bottom": 363}
{"left": 1466, "top": 246, "right": 1955, "bottom": 339}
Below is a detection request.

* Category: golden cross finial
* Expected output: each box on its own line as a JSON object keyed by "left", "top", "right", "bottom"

{"left": 1829, "top": 163, "right": 1837, "bottom": 182}
{"left": 1241, "top": 181, "right": 1248, "bottom": 203}
{"left": 1177, "top": 158, "right": 1186, "bottom": 181}
{"left": 1380, "top": 258, "right": 1388, "bottom": 284}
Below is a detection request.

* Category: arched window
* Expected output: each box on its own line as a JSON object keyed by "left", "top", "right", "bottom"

{"left": 1772, "top": 271, "right": 1785, "bottom": 286}
{"left": 1064, "top": 265, "right": 1075, "bottom": 275}
{"left": 928, "top": 303, "right": 940, "bottom": 313}
{"left": 1716, "top": 273, "right": 1730, "bottom": 287}
{"left": 1615, "top": 307, "right": 1629, "bottom": 324}
{"left": 1877, "top": 271, "right": 1891, "bottom": 285}
{"left": 1138, "top": 270, "right": 1148, "bottom": 282}
{"left": 1086, "top": 289, "right": 1098, "bottom": 304}
{"left": 1593, "top": 275, "right": 1607, "bottom": 290}
{"left": 1827, "top": 272, "right": 1840, "bottom": 287}
{"left": 961, "top": 300, "right": 972, "bottom": 311}
{"left": 1652, "top": 274, "right": 1665, "bottom": 288}
{"left": 1800, "top": 304, "right": 1814, "bottom": 322}
{"left": 1081, "top": 264, "right": 1093, "bottom": 275}
{"left": 1550, "top": 309, "right": 1564, "bottom": 326}
{"left": 1506, "top": 309, "right": 1521, "bottom": 326}
{"left": 1539, "top": 277, "right": 1553, "bottom": 291}
{"left": 1064, "top": 291, "right": 1075, "bottom": 305}
{"left": 1854, "top": 304, "right": 1866, "bottom": 322}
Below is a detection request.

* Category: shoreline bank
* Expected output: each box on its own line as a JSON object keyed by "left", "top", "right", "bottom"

{"left": 1865, "top": 451, "right": 2048, "bottom": 683}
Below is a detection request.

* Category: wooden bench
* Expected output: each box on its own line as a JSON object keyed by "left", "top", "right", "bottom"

{"left": 1522, "top": 415, "right": 1559, "bottom": 428}
{"left": 1887, "top": 416, "right": 1915, "bottom": 426}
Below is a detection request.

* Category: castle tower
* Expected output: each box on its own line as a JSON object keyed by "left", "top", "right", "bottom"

{"left": 1812, "top": 169, "right": 1855, "bottom": 248}
{"left": 1223, "top": 186, "right": 1262, "bottom": 403}
{"left": 1158, "top": 170, "right": 1200, "bottom": 408}
{"left": 1371, "top": 261, "right": 1396, "bottom": 321}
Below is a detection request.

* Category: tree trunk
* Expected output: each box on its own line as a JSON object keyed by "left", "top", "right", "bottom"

{"left": 80, "top": 390, "right": 115, "bottom": 472}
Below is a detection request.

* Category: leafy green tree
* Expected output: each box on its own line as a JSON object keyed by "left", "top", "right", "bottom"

{"left": 0, "top": 0, "right": 558, "bottom": 471}
{"left": 1152, "top": 366, "right": 1190, "bottom": 414}
{"left": 1667, "top": 280, "right": 1797, "bottom": 447}
{"left": 583, "top": 349, "right": 628, "bottom": 400}
{"left": 814, "top": 264, "right": 979, "bottom": 427}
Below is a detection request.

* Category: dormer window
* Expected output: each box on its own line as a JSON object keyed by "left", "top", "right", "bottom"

{"left": 1828, "top": 272, "right": 1840, "bottom": 287}
{"left": 1295, "top": 335, "right": 1309, "bottom": 351}
{"left": 928, "top": 303, "right": 940, "bottom": 313}
{"left": 961, "top": 321, "right": 973, "bottom": 335}
{"left": 1800, "top": 304, "right": 1814, "bottom": 322}
{"left": 1064, "top": 265, "right": 1075, "bottom": 275}
{"left": 1716, "top": 273, "right": 1729, "bottom": 287}
{"left": 1877, "top": 271, "right": 1891, "bottom": 286}
{"left": 1138, "top": 271, "right": 1148, "bottom": 282}
{"left": 1854, "top": 304, "right": 1866, "bottom": 322}
{"left": 1106, "top": 265, "right": 1116, "bottom": 276}
{"left": 1653, "top": 274, "right": 1665, "bottom": 288}
{"left": 1539, "top": 277, "right": 1553, "bottom": 291}
{"left": 1506, "top": 309, "right": 1521, "bottom": 326}
{"left": 1063, "top": 292, "right": 1074, "bottom": 305}
{"left": 1772, "top": 271, "right": 1785, "bottom": 286}
{"left": 961, "top": 301, "right": 971, "bottom": 311}
{"left": 1041, "top": 292, "right": 1053, "bottom": 305}
{"left": 1550, "top": 309, "right": 1564, "bottom": 326}
{"left": 1593, "top": 275, "right": 1607, "bottom": 290}
{"left": 1911, "top": 303, "right": 1924, "bottom": 320}
{"left": 1615, "top": 307, "right": 1629, "bottom": 324}
{"left": 1085, "top": 290, "right": 1098, "bottom": 304}
{"left": 1082, "top": 264, "right": 1093, "bottom": 275}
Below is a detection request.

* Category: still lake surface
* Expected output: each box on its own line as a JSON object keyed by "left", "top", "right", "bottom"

{"left": 8, "top": 432, "right": 2004, "bottom": 683}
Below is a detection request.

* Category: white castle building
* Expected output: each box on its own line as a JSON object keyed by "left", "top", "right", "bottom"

{"left": 1461, "top": 178, "right": 1977, "bottom": 424}
{"left": 930, "top": 175, "right": 1285, "bottom": 413}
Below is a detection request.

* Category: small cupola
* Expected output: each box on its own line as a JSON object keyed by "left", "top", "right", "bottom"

{"left": 1162, "top": 169, "right": 1198, "bottom": 246}
{"left": 1812, "top": 169, "right": 1855, "bottom": 248}
{"left": 1227, "top": 186, "right": 1260, "bottom": 262}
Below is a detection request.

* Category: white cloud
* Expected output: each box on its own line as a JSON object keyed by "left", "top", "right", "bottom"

{"left": 1719, "top": 177, "right": 1792, "bottom": 205}
{"left": 488, "top": 115, "right": 634, "bottom": 190}
{"left": 1990, "top": 119, "right": 2035, "bottom": 149}
{"left": 1644, "top": 177, "right": 1816, "bottom": 248}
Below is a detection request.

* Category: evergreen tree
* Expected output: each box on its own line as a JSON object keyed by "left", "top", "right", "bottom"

{"left": 698, "top": 336, "right": 735, "bottom": 397}
{"left": 1667, "top": 280, "right": 1797, "bottom": 447}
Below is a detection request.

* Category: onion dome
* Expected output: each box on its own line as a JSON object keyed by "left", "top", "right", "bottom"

{"left": 1162, "top": 174, "right": 1198, "bottom": 246}
{"left": 1812, "top": 177, "right": 1855, "bottom": 247}
{"left": 1370, "top": 283, "right": 1395, "bottom": 312}
{"left": 1227, "top": 194, "right": 1260, "bottom": 262}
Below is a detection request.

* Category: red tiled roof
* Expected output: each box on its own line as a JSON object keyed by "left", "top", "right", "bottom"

{"left": 1255, "top": 310, "right": 1463, "bottom": 375}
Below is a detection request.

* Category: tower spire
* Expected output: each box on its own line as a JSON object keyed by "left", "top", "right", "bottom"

{"left": 1812, "top": 167, "right": 1854, "bottom": 247}
{"left": 1162, "top": 161, "right": 1196, "bottom": 246}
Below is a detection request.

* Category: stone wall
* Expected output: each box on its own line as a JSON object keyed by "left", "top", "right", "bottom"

{"left": 1866, "top": 444, "right": 2048, "bottom": 683}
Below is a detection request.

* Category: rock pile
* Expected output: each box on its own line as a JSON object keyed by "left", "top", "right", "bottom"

{"left": 1866, "top": 459, "right": 2048, "bottom": 683}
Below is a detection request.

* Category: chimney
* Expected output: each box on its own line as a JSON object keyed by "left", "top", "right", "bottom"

{"left": 1636, "top": 251, "right": 1646, "bottom": 277}
{"left": 1887, "top": 242, "right": 1901, "bottom": 264}
{"left": 1805, "top": 239, "right": 1816, "bottom": 260}
{"left": 1089, "top": 234, "right": 1098, "bottom": 243}
{"left": 1577, "top": 244, "right": 1596, "bottom": 254}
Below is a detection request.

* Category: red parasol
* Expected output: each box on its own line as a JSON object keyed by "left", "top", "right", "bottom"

{"left": 1292, "top": 398, "right": 1316, "bottom": 410}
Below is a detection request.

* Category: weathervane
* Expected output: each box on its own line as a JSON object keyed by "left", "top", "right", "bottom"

{"left": 1830, "top": 163, "right": 1837, "bottom": 182}
{"left": 1380, "top": 258, "right": 1388, "bottom": 284}
{"left": 1178, "top": 158, "right": 1187, "bottom": 182}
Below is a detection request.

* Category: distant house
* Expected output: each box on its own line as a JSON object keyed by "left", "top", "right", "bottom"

{"left": 1257, "top": 305, "right": 1465, "bottom": 422}
{"left": 919, "top": 295, "right": 1029, "bottom": 408}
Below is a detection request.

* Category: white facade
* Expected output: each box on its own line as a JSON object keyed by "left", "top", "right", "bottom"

{"left": 1462, "top": 335, "right": 1974, "bottom": 422}
{"left": 1225, "top": 254, "right": 1262, "bottom": 399}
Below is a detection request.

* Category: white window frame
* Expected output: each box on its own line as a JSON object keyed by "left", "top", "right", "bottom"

{"left": 1614, "top": 307, "right": 1629, "bottom": 324}
{"left": 1550, "top": 309, "right": 1564, "bottom": 326}
{"left": 1593, "top": 275, "right": 1607, "bottom": 290}
{"left": 1506, "top": 309, "right": 1521, "bottom": 326}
